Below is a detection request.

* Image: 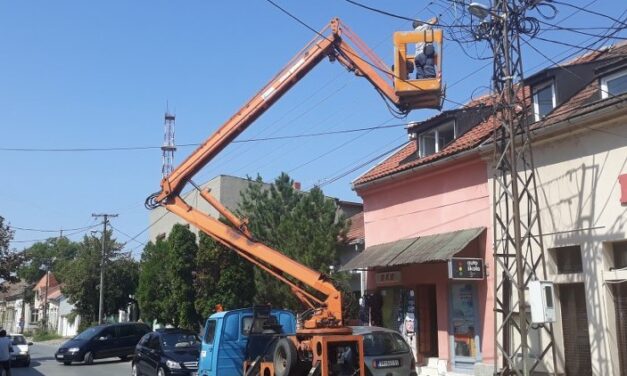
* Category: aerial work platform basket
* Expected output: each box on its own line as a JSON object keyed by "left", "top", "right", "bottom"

{"left": 393, "top": 28, "right": 444, "bottom": 110}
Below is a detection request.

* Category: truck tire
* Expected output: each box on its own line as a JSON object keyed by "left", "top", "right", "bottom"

{"left": 273, "top": 338, "right": 297, "bottom": 376}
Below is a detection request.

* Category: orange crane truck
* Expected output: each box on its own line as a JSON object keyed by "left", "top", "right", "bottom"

{"left": 146, "top": 17, "right": 443, "bottom": 376}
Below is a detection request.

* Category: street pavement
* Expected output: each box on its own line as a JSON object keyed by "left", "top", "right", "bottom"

{"left": 10, "top": 342, "right": 131, "bottom": 376}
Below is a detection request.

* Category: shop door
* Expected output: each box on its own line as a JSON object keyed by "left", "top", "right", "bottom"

{"left": 611, "top": 283, "right": 627, "bottom": 376}
{"left": 450, "top": 283, "right": 479, "bottom": 370}
{"left": 415, "top": 285, "right": 438, "bottom": 365}
{"left": 559, "top": 283, "right": 592, "bottom": 376}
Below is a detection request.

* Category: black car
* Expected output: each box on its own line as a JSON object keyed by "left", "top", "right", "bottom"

{"left": 131, "top": 328, "right": 200, "bottom": 376}
{"left": 55, "top": 322, "right": 151, "bottom": 365}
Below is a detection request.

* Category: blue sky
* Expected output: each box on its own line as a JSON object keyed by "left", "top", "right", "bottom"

{"left": 1, "top": 0, "right": 625, "bottom": 253}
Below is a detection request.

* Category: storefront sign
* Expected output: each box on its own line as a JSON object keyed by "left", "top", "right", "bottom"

{"left": 375, "top": 271, "right": 401, "bottom": 286}
{"left": 448, "top": 258, "right": 484, "bottom": 280}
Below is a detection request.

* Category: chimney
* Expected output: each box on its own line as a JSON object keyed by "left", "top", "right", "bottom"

{"left": 292, "top": 181, "right": 301, "bottom": 191}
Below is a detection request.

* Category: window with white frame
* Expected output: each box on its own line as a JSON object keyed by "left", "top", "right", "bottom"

{"left": 418, "top": 120, "right": 456, "bottom": 158}
{"left": 601, "top": 69, "right": 627, "bottom": 99}
{"left": 533, "top": 82, "right": 556, "bottom": 121}
{"left": 30, "top": 308, "right": 39, "bottom": 323}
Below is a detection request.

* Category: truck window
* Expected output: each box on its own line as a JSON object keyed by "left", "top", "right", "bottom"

{"left": 204, "top": 320, "right": 216, "bottom": 344}
{"left": 242, "top": 316, "right": 253, "bottom": 336}
{"left": 223, "top": 314, "right": 239, "bottom": 341}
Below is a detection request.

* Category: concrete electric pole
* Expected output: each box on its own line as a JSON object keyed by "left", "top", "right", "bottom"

{"left": 92, "top": 213, "right": 118, "bottom": 324}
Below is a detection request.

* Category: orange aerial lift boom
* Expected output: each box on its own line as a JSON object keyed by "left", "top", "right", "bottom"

{"left": 146, "top": 18, "right": 443, "bottom": 376}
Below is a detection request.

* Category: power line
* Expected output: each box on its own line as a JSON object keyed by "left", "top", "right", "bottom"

{"left": 11, "top": 226, "right": 97, "bottom": 244}
{"left": 536, "top": 19, "right": 627, "bottom": 40}
{"left": 342, "top": 0, "right": 471, "bottom": 28}
{"left": 0, "top": 123, "right": 409, "bottom": 153}
{"left": 549, "top": 0, "right": 627, "bottom": 27}
{"left": 316, "top": 140, "right": 408, "bottom": 188}
{"left": 109, "top": 224, "right": 146, "bottom": 247}
{"left": 9, "top": 223, "right": 99, "bottom": 233}
{"left": 262, "top": 0, "right": 468, "bottom": 109}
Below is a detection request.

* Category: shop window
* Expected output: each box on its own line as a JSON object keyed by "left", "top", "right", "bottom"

{"left": 533, "top": 82, "right": 556, "bottom": 121}
{"left": 552, "top": 245, "right": 583, "bottom": 274}
{"left": 601, "top": 69, "right": 627, "bottom": 99}
{"left": 418, "top": 120, "right": 456, "bottom": 157}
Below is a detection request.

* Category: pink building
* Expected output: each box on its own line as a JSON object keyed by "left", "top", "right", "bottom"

{"left": 345, "top": 103, "right": 496, "bottom": 374}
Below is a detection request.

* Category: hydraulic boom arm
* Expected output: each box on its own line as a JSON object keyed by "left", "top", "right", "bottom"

{"left": 146, "top": 18, "right": 443, "bottom": 329}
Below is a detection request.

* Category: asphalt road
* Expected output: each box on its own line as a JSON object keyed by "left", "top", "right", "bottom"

{"left": 10, "top": 342, "right": 132, "bottom": 376}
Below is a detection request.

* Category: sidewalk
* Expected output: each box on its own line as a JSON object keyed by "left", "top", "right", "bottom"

{"left": 30, "top": 336, "right": 71, "bottom": 346}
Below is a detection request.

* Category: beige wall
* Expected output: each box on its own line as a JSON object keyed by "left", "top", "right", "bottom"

{"left": 487, "top": 108, "right": 627, "bottom": 375}
{"left": 148, "top": 175, "right": 267, "bottom": 243}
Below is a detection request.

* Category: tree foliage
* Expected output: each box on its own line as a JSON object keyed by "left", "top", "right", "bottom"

{"left": 164, "top": 224, "right": 199, "bottom": 330}
{"left": 137, "top": 237, "right": 170, "bottom": 324}
{"left": 0, "top": 215, "right": 24, "bottom": 290}
{"left": 61, "top": 231, "right": 138, "bottom": 329}
{"left": 195, "top": 232, "right": 255, "bottom": 319}
{"left": 237, "top": 173, "right": 348, "bottom": 311}
{"left": 18, "top": 237, "right": 79, "bottom": 284}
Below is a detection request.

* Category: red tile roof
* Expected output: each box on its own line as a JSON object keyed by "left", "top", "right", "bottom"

{"left": 353, "top": 92, "right": 502, "bottom": 187}
{"left": 354, "top": 43, "right": 626, "bottom": 188}
{"left": 345, "top": 212, "right": 364, "bottom": 244}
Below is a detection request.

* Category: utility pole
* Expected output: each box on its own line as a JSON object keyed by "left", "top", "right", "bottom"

{"left": 92, "top": 213, "right": 118, "bottom": 324}
{"left": 468, "top": 1, "right": 558, "bottom": 375}
{"left": 42, "top": 266, "right": 50, "bottom": 331}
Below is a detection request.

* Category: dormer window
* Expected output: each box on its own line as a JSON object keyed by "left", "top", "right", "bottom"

{"left": 418, "top": 120, "right": 456, "bottom": 158}
{"left": 601, "top": 69, "right": 627, "bottom": 99}
{"left": 533, "top": 82, "right": 556, "bottom": 121}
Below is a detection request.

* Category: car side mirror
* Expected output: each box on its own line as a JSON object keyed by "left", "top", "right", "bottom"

{"left": 28, "top": 342, "right": 33, "bottom": 346}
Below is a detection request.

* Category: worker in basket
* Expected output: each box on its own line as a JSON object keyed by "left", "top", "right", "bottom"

{"left": 413, "top": 17, "right": 438, "bottom": 80}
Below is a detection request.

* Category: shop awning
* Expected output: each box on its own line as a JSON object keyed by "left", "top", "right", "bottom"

{"left": 340, "top": 227, "right": 485, "bottom": 271}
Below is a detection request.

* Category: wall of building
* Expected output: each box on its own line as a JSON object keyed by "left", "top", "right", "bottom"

{"left": 358, "top": 157, "right": 494, "bottom": 370}
{"left": 148, "top": 175, "right": 269, "bottom": 242}
{"left": 510, "top": 115, "right": 627, "bottom": 376}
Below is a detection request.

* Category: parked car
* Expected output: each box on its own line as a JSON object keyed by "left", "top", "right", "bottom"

{"left": 9, "top": 333, "right": 33, "bottom": 367}
{"left": 131, "top": 328, "right": 200, "bottom": 376}
{"left": 55, "top": 322, "right": 151, "bottom": 365}
{"left": 351, "top": 326, "right": 417, "bottom": 376}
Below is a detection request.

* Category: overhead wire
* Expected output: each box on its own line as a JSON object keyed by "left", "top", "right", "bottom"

{"left": 263, "top": 0, "right": 468, "bottom": 109}
{"left": 548, "top": 0, "right": 627, "bottom": 27}
{"left": 231, "top": 1, "right": 453, "bottom": 182}
{"left": 11, "top": 225, "right": 99, "bottom": 244}
{"left": 9, "top": 223, "right": 99, "bottom": 233}
{"left": 0, "top": 122, "right": 409, "bottom": 153}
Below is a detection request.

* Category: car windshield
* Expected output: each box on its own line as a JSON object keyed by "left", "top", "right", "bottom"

{"left": 74, "top": 327, "right": 100, "bottom": 341}
{"left": 363, "top": 332, "right": 410, "bottom": 356}
{"left": 161, "top": 332, "right": 200, "bottom": 350}
{"left": 10, "top": 336, "right": 26, "bottom": 345}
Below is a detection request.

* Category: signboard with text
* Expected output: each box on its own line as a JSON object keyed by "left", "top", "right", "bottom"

{"left": 448, "top": 258, "right": 484, "bottom": 280}
{"left": 375, "top": 271, "right": 402, "bottom": 286}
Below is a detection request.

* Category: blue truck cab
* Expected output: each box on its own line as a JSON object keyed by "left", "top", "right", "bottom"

{"left": 198, "top": 307, "right": 296, "bottom": 376}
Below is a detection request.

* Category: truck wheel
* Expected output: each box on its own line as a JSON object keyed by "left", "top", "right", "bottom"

{"left": 273, "top": 338, "right": 297, "bottom": 376}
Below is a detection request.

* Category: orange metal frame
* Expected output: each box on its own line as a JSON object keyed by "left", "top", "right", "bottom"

{"left": 393, "top": 29, "right": 443, "bottom": 104}
{"left": 149, "top": 17, "right": 443, "bottom": 375}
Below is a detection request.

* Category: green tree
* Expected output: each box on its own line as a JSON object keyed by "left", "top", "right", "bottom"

{"left": 0, "top": 215, "right": 24, "bottom": 290}
{"left": 164, "top": 224, "right": 199, "bottom": 330}
{"left": 237, "top": 173, "right": 348, "bottom": 311}
{"left": 137, "top": 238, "right": 170, "bottom": 324}
{"left": 195, "top": 233, "right": 255, "bottom": 320}
{"left": 62, "top": 231, "right": 138, "bottom": 329}
{"left": 18, "top": 237, "right": 79, "bottom": 284}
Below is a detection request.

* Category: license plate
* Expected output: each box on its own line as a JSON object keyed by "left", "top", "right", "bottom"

{"left": 375, "top": 359, "right": 401, "bottom": 368}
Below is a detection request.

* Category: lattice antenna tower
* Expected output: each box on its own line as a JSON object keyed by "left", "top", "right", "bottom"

{"left": 162, "top": 111, "right": 177, "bottom": 178}
{"left": 487, "top": 1, "right": 557, "bottom": 375}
